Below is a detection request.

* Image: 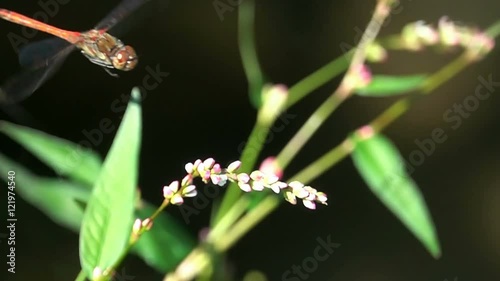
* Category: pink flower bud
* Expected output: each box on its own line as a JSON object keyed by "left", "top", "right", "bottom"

{"left": 259, "top": 157, "right": 283, "bottom": 179}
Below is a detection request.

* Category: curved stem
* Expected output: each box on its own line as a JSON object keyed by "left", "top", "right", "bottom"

{"left": 238, "top": 0, "right": 265, "bottom": 107}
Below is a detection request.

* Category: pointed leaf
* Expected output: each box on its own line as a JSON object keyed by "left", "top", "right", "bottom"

{"left": 351, "top": 133, "right": 441, "bottom": 258}
{"left": 356, "top": 74, "right": 427, "bottom": 96}
{"left": 79, "top": 88, "right": 142, "bottom": 278}
{"left": 0, "top": 120, "right": 102, "bottom": 185}
{"left": 132, "top": 202, "right": 196, "bottom": 272}
{"left": 0, "top": 153, "right": 90, "bottom": 232}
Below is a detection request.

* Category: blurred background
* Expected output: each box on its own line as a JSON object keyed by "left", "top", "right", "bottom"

{"left": 1, "top": 0, "right": 499, "bottom": 280}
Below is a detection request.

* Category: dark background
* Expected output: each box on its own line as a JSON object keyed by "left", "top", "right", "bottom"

{"left": 1, "top": 0, "right": 499, "bottom": 280}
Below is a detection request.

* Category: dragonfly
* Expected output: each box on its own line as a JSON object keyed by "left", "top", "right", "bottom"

{"left": 0, "top": 0, "right": 150, "bottom": 105}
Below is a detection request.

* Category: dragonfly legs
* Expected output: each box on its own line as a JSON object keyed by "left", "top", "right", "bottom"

{"left": 102, "top": 67, "right": 120, "bottom": 78}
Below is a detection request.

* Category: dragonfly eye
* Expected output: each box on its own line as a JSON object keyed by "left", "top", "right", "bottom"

{"left": 112, "top": 45, "right": 138, "bottom": 71}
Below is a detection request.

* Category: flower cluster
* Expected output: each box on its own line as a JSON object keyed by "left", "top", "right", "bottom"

{"left": 162, "top": 158, "right": 328, "bottom": 210}
{"left": 399, "top": 17, "right": 495, "bottom": 60}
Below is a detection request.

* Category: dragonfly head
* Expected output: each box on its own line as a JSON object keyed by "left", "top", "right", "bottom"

{"left": 112, "top": 45, "right": 138, "bottom": 71}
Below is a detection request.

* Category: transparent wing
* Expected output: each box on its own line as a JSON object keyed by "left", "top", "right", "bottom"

{"left": 18, "top": 37, "right": 73, "bottom": 68}
{"left": 0, "top": 42, "right": 75, "bottom": 105}
{"left": 95, "top": 0, "right": 152, "bottom": 32}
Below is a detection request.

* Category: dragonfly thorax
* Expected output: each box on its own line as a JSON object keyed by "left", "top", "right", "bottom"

{"left": 78, "top": 30, "right": 138, "bottom": 71}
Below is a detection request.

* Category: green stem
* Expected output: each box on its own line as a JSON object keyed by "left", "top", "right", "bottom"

{"left": 290, "top": 139, "right": 352, "bottom": 183}
{"left": 276, "top": 90, "right": 347, "bottom": 168}
{"left": 238, "top": 0, "right": 265, "bottom": 107}
{"left": 165, "top": 15, "right": 500, "bottom": 281}
{"left": 207, "top": 196, "right": 250, "bottom": 243}
{"left": 213, "top": 196, "right": 279, "bottom": 252}
{"left": 106, "top": 199, "right": 171, "bottom": 278}
{"left": 206, "top": 15, "right": 500, "bottom": 281}
{"left": 75, "top": 270, "right": 87, "bottom": 281}
{"left": 286, "top": 49, "right": 354, "bottom": 109}
{"left": 276, "top": 0, "right": 392, "bottom": 170}
{"left": 212, "top": 118, "right": 270, "bottom": 225}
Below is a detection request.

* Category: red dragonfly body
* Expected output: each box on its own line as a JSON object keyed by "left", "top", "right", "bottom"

{"left": 0, "top": 0, "right": 149, "bottom": 104}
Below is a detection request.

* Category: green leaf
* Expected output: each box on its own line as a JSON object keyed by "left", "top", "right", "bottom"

{"left": 356, "top": 74, "right": 427, "bottom": 97}
{"left": 132, "top": 202, "right": 196, "bottom": 272}
{"left": 0, "top": 132, "right": 196, "bottom": 274}
{"left": 79, "top": 88, "right": 142, "bottom": 278}
{"left": 0, "top": 153, "right": 89, "bottom": 232}
{"left": 0, "top": 120, "right": 102, "bottom": 186}
{"left": 351, "top": 133, "right": 441, "bottom": 258}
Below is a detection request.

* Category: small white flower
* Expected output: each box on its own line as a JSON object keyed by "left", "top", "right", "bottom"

{"left": 284, "top": 190, "right": 297, "bottom": 205}
{"left": 181, "top": 174, "right": 193, "bottom": 186}
{"left": 238, "top": 182, "right": 252, "bottom": 192}
{"left": 196, "top": 162, "right": 206, "bottom": 175}
{"left": 292, "top": 186, "right": 309, "bottom": 199}
{"left": 185, "top": 163, "right": 194, "bottom": 174}
{"left": 203, "top": 158, "right": 215, "bottom": 169}
{"left": 237, "top": 173, "right": 250, "bottom": 184}
{"left": 182, "top": 185, "right": 197, "bottom": 197}
{"left": 227, "top": 160, "right": 242, "bottom": 173}
{"left": 132, "top": 219, "right": 142, "bottom": 233}
{"left": 288, "top": 181, "right": 304, "bottom": 189}
{"left": 269, "top": 181, "right": 287, "bottom": 194}
{"left": 252, "top": 181, "right": 265, "bottom": 191}
{"left": 170, "top": 194, "right": 184, "bottom": 205}
{"left": 163, "top": 181, "right": 179, "bottom": 198}
{"left": 250, "top": 170, "right": 264, "bottom": 181}
{"left": 316, "top": 192, "right": 328, "bottom": 204}
{"left": 302, "top": 200, "right": 316, "bottom": 210}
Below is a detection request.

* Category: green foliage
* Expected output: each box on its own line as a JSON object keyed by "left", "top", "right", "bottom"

{"left": 356, "top": 74, "right": 428, "bottom": 97}
{"left": 351, "top": 133, "right": 441, "bottom": 258}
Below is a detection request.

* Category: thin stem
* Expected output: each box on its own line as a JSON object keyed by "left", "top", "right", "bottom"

{"left": 238, "top": 0, "right": 265, "bottom": 107}
{"left": 286, "top": 49, "right": 354, "bottom": 109}
{"left": 290, "top": 139, "right": 353, "bottom": 183}
{"left": 276, "top": 90, "right": 347, "bottom": 168}
{"left": 107, "top": 199, "right": 171, "bottom": 277}
{"left": 212, "top": 119, "right": 270, "bottom": 225}
{"left": 213, "top": 196, "right": 279, "bottom": 252}
{"left": 75, "top": 270, "right": 87, "bottom": 281}
{"left": 162, "top": 16, "right": 500, "bottom": 281}
{"left": 207, "top": 196, "right": 250, "bottom": 243}
{"left": 219, "top": 21, "right": 500, "bottom": 264}
{"left": 276, "top": 0, "right": 393, "bottom": 169}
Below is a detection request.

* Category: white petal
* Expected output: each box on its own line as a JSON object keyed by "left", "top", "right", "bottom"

{"left": 303, "top": 200, "right": 316, "bottom": 210}
{"left": 169, "top": 181, "right": 180, "bottom": 193}
{"left": 185, "top": 163, "right": 194, "bottom": 174}
{"left": 284, "top": 191, "right": 297, "bottom": 205}
{"left": 238, "top": 182, "right": 252, "bottom": 192}
{"left": 252, "top": 182, "right": 265, "bottom": 191}
{"left": 270, "top": 184, "right": 281, "bottom": 194}
{"left": 182, "top": 185, "right": 196, "bottom": 195}
{"left": 227, "top": 160, "right": 242, "bottom": 173}
{"left": 288, "top": 181, "right": 304, "bottom": 189}
{"left": 203, "top": 158, "right": 215, "bottom": 169}
{"left": 171, "top": 194, "right": 184, "bottom": 205}
{"left": 183, "top": 190, "right": 198, "bottom": 198}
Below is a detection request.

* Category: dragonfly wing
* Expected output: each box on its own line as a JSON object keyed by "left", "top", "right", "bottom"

{"left": 0, "top": 44, "right": 75, "bottom": 105}
{"left": 18, "top": 37, "right": 73, "bottom": 68}
{"left": 95, "top": 0, "right": 152, "bottom": 32}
